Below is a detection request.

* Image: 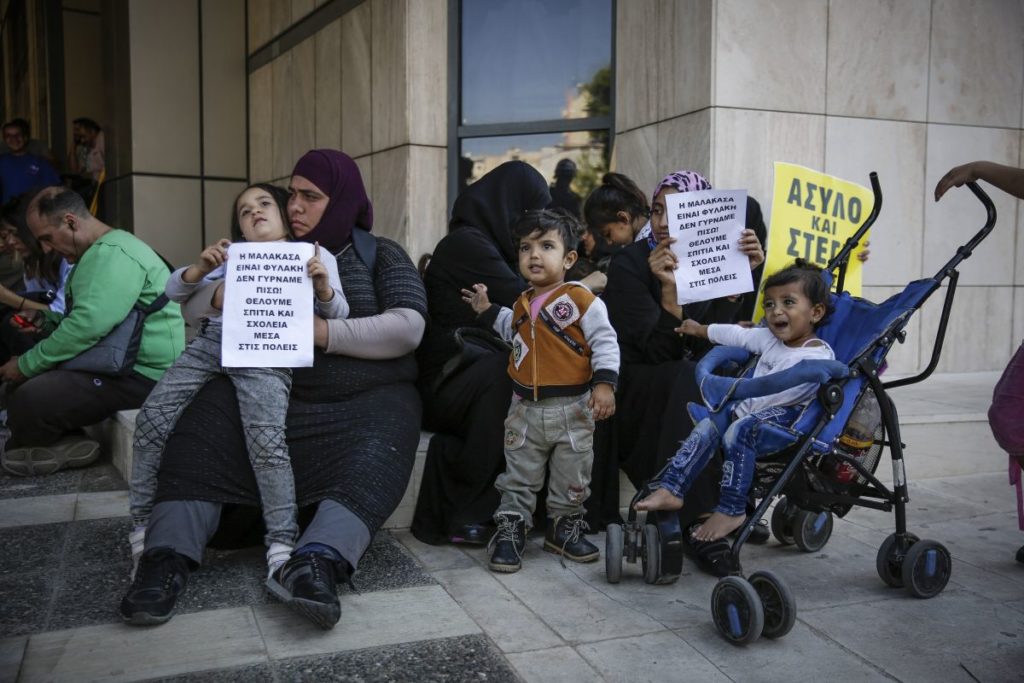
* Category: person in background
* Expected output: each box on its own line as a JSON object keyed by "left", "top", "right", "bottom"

{"left": 935, "top": 160, "right": 1024, "bottom": 564}
{"left": 0, "top": 187, "right": 183, "bottom": 477}
{"left": 0, "top": 120, "right": 61, "bottom": 204}
{"left": 0, "top": 118, "right": 54, "bottom": 163}
{"left": 549, "top": 159, "right": 582, "bottom": 219}
{"left": 67, "top": 117, "right": 105, "bottom": 202}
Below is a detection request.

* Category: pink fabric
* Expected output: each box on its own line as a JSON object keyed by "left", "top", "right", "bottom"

{"left": 529, "top": 290, "right": 555, "bottom": 320}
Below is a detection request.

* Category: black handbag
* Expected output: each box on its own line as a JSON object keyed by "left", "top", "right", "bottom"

{"left": 432, "top": 327, "right": 511, "bottom": 392}
{"left": 59, "top": 294, "right": 169, "bottom": 376}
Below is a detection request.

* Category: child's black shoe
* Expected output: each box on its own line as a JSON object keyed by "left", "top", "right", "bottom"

{"left": 488, "top": 512, "right": 526, "bottom": 573}
{"left": 544, "top": 512, "right": 599, "bottom": 563}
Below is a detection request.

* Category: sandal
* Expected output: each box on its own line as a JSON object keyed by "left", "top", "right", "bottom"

{"left": 681, "top": 520, "right": 739, "bottom": 577}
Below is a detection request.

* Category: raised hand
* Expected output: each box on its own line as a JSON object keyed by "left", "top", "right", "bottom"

{"left": 460, "top": 283, "right": 491, "bottom": 314}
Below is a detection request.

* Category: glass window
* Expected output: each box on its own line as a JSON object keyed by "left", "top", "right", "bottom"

{"left": 453, "top": 0, "right": 614, "bottom": 209}
{"left": 460, "top": 0, "right": 612, "bottom": 125}
{"left": 459, "top": 131, "right": 609, "bottom": 200}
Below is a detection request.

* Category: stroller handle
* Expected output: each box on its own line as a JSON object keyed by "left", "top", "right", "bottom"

{"left": 932, "top": 181, "right": 997, "bottom": 281}
{"left": 826, "top": 172, "right": 882, "bottom": 292}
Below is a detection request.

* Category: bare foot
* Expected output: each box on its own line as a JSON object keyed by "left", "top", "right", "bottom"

{"left": 691, "top": 512, "right": 745, "bottom": 542}
{"left": 634, "top": 488, "right": 683, "bottom": 512}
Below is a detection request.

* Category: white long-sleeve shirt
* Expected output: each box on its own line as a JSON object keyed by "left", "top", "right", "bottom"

{"left": 707, "top": 324, "right": 835, "bottom": 418}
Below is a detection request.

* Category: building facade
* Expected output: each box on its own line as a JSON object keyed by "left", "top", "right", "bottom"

{"left": 2, "top": 0, "right": 1022, "bottom": 374}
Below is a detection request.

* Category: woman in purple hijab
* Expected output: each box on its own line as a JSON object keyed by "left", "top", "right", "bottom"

{"left": 119, "top": 150, "right": 428, "bottom": 630}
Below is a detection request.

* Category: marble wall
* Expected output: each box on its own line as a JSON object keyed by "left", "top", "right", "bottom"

{"left": 246, "top": 0, "right": 448, "bottom": 262}
{"left": 613, "top": 0, "right": 1024, "bottom": 373}
{"left": 101, "top": 0, "right": 247, "bottom": 268}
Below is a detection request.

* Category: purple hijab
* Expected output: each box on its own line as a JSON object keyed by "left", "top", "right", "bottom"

{"left": 291, "top": 149, "right": 373, "bottom": 252}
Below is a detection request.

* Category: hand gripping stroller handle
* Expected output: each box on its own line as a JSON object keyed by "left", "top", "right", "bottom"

{"left": 697, "top": 351, "right": 850, "bottom": 412}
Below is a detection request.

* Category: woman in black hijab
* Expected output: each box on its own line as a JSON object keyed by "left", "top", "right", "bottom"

{"left": 412, "top": 161, "right": 551, "bottom": 545}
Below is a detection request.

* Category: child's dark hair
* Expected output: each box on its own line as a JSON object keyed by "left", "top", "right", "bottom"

{"left": 512, "top": 208, "right": 582, "bottom": 252}
{"left": 582, "top": 172, "right": 650, "bottom": 231}
{"left": 762, "top": 259, "right": 832, "bottom": 324}
{"left": 230, "top": 183, "right": 292, "bottom": 242}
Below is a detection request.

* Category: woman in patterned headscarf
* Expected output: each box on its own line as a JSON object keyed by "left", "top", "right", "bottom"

{"left": 120, "top": 150, "right": 427, "bottom": 630}
{"left": 596, "top": 169, "right": 765, "bottom": 575}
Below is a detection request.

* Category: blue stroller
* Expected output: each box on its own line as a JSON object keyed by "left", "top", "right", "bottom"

{"left": 606, "top": 173, "right": 997, "bottom": 645}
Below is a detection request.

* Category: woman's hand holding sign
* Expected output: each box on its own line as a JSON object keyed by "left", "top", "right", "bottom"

{"left": 737, "top": 228, "right": 764, "bottom": 269}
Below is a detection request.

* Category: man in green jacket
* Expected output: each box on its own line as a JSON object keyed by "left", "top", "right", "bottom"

{"left": 0, "top": 186, "right": 184, "bottom": 476}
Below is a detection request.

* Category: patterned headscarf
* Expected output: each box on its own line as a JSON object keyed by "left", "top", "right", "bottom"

{"left": 648, "top": 170, "right": 713, "bottom": 247}
{"left": 291, "top": 149, "right": 373, "bottom": 252}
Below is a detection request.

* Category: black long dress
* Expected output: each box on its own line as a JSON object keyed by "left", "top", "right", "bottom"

{"left": 154, "top": 238, "right": 427, "bottom": 538}
{"left": 590, "top": 198, "right": 768, "bottom": 528}
{"left": 412, "top": 161, "right": 550, "bottom": 544}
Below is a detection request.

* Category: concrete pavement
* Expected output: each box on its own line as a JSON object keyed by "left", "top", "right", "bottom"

{"left": 1, "top": 372, "right": 1022, "bottom": 682}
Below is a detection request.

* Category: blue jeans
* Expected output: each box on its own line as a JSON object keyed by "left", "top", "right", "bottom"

{"left": 658, "top": 404, "right": 804, "bottom": 517}
{"left": 129, "top": 318, "right": 297, "bottom": 547}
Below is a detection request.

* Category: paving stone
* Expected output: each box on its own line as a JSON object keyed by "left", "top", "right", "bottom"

{"left": 393, "top": 529, "right": 479, "bottom": 571}
{"left": 490, "top": 552, "right": 665, "bottom": 644}
{"left": 74, "top": 490, "right": 129, "bottom": 521}
{"left": 841, "top": 480, "right": 994, "bottom": 531}
{"left": 63, "top": 517, "right": 132, "bottom": 570}
{"left": 179, "top": 547, "right": 269, "bottom": 616}
{"left": 577, "top": 631, "right": 728, "bottom": 682}
{"left": 256, "top": 585, "right": 479, "bottom": 659}
{"left": 505, "top": 645, "right": 599, "bottom": 682}
{"left": 149, "top": 664, "right": 276, "bottom": 683}
{"left": 47, "top": 562, "right": 131, "bottom": 633}
{"left": 0, "top": 574, "right": 53, "bottom": 638}
{"left": 675, "top": 621, "right": 888, "bottom": 682}
{"left": 0, "top": 636, "right": 26, "bottom": 683}
{"left": 270, "top": 634, "right": 517, "bottom": 682}
{"left": 0, "top": 522, "right": 66, "bottom": 576}
{"left": 433, "top": 566, "right": 562, "bottom": 653}
{"left": 78, "top": 463, "right": 128, "bottom": 493}
{"left": 0, "top": 493, "right": 77, "bottom": 528}
{"left": 800, "top": 589, "right": 1024, "bottom": 682}
{"left": 913, "top": 471, "right": 1018, "bottom": 512}
{"left": 19, "top": 608, "right": 267, "bottom": 682}
{"left": 352, "top": 531, "right": 436, "bottom": 592}
{"left": 0, "top": 468, "right": 82, "bottom": 500}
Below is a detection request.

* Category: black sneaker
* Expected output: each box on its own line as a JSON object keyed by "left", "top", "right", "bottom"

{"left": 119, "top": 547, "right": 190, "bottom": 626}
{"left": 266, "top": 551, "right": 343, "bottom": 629}
{"left": 488, "top": 512, "right": 526, "bottom": 573}
{"left": 1017, "top": 545, "right": 1024, "bottom": 564}
{"left": 543, "top": 512, "right": 599, "bottom": 563}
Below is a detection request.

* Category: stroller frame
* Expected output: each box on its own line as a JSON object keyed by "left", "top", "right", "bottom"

{"left": 606, "top": 172, "right": 997, "bottom": 645}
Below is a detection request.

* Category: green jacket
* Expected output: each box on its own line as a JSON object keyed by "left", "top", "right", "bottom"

{"left": 18, "top": 229, "right": 184, "bottom": 381}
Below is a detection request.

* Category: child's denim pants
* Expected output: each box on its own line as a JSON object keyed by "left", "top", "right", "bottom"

{"left": 494, "top": 392, "right": 594, "bottom": 525}
{"left": 129, "top": 318, "right": 298, "bottom": 547}
{"left": 659, "top": 404, "right": 804, "bottom": 516}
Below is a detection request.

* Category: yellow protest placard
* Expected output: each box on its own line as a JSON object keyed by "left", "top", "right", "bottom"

{"left": 754, "top": 162, "right": 873, "bottom": 321}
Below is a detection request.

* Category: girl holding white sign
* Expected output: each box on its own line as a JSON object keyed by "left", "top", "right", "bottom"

{"left": 125, "top": 183, "right": 347, "bottom": 613}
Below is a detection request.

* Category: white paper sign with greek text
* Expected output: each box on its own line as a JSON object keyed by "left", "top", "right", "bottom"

{"left": 221, "top": 242, "right": 314, "bottom": 367}
{"left": 667, "top": 189, "right": 753, "bottom": 305}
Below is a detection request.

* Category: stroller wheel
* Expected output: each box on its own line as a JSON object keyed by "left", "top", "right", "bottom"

{"left": 749, "top": 570, "right": 796, "bottom": 639}
{"left": 901, "top": 540, "right": 951, "bottom": 598}
{"left": 711, "top": 576, "right": 764, "bottom": 645}
{"left": 792, "top": 509, "right": 833, "bottom": 552}
{"left": 875, "top": 532, "right": 919, "bottom": 588}
{"left": 605, "top": 524, "right": 624, "bottom": 584}
{"left": 770, "top": 498, "right": 795, "bottom": 545}
{"left": 641, "top": 524, "right": 661, "bottom": 584}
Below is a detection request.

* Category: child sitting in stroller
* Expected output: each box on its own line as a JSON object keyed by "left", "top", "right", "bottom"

{"left": 635, "top": 259, "right": 835, "bottom": 542}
